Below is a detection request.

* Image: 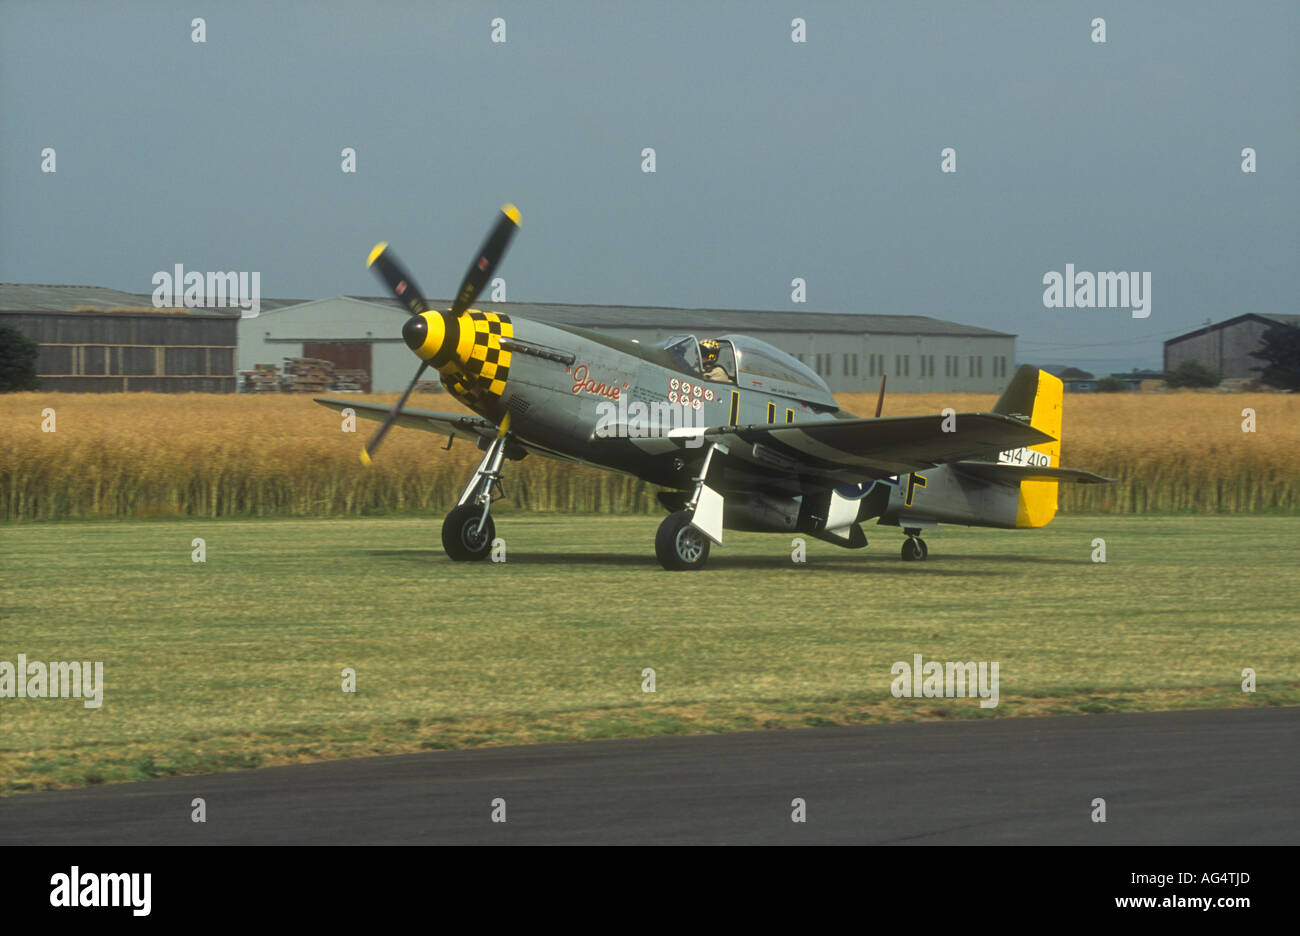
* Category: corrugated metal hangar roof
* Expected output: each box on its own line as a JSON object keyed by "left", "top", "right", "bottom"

{"left": 1164, "top": 312, "right": 1300, "bottom": 346}
{"left": 0, "top": 283, "right": 300, "bottom": 315}
{"left": 0, "top": 284, "right": 1012, "bottom": 338}
{"left": 0, "top": 283, "right": 160, "bottom": 312}
{"left": 344, "top": 296, "right": 1014, "bottom": 338}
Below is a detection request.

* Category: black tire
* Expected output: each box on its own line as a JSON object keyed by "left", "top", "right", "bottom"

{"left": 442, "top": 504, "right": 495, "bottom": 561}
{"left": 655, "top": 510, "right": 711, "bottom": 571}
{"left": 917, "top": 538, "right": 928, "bottom": 560}
{"left": 901, "top": 538, "right": 924, "bottom": 561}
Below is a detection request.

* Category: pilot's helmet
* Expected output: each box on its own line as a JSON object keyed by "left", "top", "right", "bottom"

{"left": 700, "top": 339, "right": 720, "bottom": 364}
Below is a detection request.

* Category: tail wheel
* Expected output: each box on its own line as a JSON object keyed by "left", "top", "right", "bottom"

{"left": 901, "top": 537, "right": 928, "bottom": 561}
{"left": 442, "top": 504, "right": 495, "bottom": 561}
{"left": 655, "top": 510, "right": 711, "bottom": 571}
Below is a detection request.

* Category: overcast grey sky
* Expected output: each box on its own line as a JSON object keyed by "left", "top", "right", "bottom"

{"left": 2, "top": 0, "right": 1295, "bottom": 372}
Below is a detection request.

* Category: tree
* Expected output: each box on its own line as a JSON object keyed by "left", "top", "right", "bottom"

{"left": 1095, "top": 376, "right": 1127, "bottom": 392}
{"left": 1249, "top": 323, "right": 1300, "bottom": 390}
{"left": 1164, "top": 359, "right": 1219, "bottom": 389}
{"left": 1059, "top": 367, "right": 1095, "bottom": 379}
{"left": 0, "top": 322, "right": 39, "bottom": 392}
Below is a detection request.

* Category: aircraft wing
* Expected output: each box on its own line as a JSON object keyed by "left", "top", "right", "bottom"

{"left": 653, "top": 413, "right": 1055, "bottom": 481}
{"left": 314, "top": 397, "right": 497, "bottom": 443}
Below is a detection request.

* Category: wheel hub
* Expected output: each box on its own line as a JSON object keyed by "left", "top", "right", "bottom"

{"left": 675, "top": 526, "right": 705, "bottom": 562}
{"left": 462, "top": 518, "right": 489, "bottom": 549}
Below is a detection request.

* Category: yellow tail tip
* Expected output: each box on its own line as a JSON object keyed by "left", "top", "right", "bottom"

{"left": 359, "top": 448, "right": 372, "bottom": 467}
{"left": 366, "top": 242, "right": 388, "bottom": 268}
{"left": 502, "top": 204, "right": 521, "bottom": 226}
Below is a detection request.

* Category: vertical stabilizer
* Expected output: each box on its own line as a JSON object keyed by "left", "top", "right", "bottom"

{"left": 993, "top": 366, "right": 1063, "bottom": 528}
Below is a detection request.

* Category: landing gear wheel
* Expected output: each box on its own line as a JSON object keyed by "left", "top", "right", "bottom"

{"left": 442, "top": 504, "right": 495, "bottom": 562}
{"left": 655, "top": 510, "right": 711, "bottom": 571}
{"left": 901, "top": 537, "right": 928, "bottom": 561}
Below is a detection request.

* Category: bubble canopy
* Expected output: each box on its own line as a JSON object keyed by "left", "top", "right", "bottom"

{"left": 656, "top": 333, "right": 836, "bottom": 407}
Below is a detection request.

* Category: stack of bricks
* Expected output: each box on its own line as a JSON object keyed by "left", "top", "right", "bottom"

{"left": 240, "top": 358, "right": 375, "bottom": 393}
{"left": 239, "top": 363, "right": 282, "bottom": 393}
{"left": 331, "top": 368, "right": 368, "bottom": 392}
{"left": 280, "top": 357, "right": 336, "bottom": 393}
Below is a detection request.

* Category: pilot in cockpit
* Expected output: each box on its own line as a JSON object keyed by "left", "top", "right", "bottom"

{"left": 700, "top": 339, "right": 731, "bottom": 382}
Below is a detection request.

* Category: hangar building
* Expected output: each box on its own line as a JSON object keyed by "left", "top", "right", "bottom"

{"left": 0, "top": 284, "right": 295, "bottom": 393}
{"left": 1163, "top": 313, "right": 1300, "bottom": 380}
{"left": 0, "top": 284, "right": 1016, "bottom": 394}
{"left": 240, "top": 296, "right": 1016, "bottom": 395}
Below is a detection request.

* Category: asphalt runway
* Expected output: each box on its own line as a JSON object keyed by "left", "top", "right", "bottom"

{"left": 2, "top": 708, "right": 1295, "bottom": 845}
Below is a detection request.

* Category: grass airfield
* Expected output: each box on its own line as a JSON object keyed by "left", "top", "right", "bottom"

{"left": 1, "top": 513, "right": 1296, "bottom": 795}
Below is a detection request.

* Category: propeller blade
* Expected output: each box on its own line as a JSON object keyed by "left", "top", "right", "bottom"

{"left": 368, "top": 242, "right": 430, "bottom": 317}
{"left": 360, "top": 361, "right": 430, "bottom": 465}
{"left": 449, "top": 204, "right": 521, "bottom": 317}
{"left": 874, "top": 375, "right": 887, "bottom": 418}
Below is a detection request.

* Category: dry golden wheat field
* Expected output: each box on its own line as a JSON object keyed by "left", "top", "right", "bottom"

{"left": 2, "top": 390, "right": 1296, "bottom": 520}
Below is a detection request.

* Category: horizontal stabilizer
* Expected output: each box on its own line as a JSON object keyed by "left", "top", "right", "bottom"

{"left": 953, "top": 461, "right": 1115, "bottom": 486}
{"left": 627, "top": 412, "right": 1057, "bottom": 479}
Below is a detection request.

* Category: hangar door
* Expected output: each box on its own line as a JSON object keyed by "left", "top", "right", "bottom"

{"left": 302, "top": 342, "right": 372, "bottom": 393}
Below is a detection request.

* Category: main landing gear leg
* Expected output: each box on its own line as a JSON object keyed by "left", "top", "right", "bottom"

{"left": 901, "top": 527, "right": 929, "bottom": 561}
{"left": 655, "top": 442, "right": 725, "bottom": 571}
{"left": 442, "top": 427, "right": 509, "bottom": 562}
